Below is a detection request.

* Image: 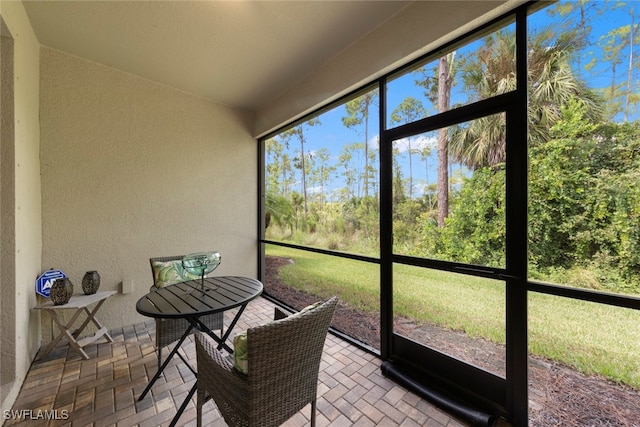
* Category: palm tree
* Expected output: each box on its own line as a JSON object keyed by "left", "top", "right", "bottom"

{"left": 450, "top": 26, "right": 601, "bottom": 170}
{"left": 264, "top": 192, "right": 294, "bottom": 234}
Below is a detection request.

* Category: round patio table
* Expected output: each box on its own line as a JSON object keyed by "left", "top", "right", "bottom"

{"left": 136, "top": 276, "right": 263, "bottom": 427}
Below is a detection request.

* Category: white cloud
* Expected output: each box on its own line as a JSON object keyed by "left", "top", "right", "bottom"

{"left": 368, "top": 134, "right": 380, "bottom": 150}
{"left": 394, "top": 134, "right": 437, "bottom": 153}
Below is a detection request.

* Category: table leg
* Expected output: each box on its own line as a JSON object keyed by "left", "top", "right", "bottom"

{"left": 150, "top": 302, "right": 254, "bottom": 424}
{"left": 195, "top": 303, "right": 247, "bottom": 353}
{"left": 169, "top": 381, "right": 198, "bottom": 427}
{"left": 191, "top": 318, "right": 231, "bottom": 353}
{"left": 38, "top": 308, "right": 89, "bottom": 360}
{"left": 167, "top": 305, "right": 248, "bottom": 424}
{"left": 36, "top": 294, "right": 116, "bottom": 361}
{"left": 138, "top": 323, "right": 195, "bottom": 401}
{"left": 73, "top": 300, "right": 114, "bottom": 344}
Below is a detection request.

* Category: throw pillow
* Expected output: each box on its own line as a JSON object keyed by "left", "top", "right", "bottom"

{"left": 152, "top": 260, "right": 199, "bottom": 288}
{"left": 233, "top": 332, "right": 249, "bottom": 374}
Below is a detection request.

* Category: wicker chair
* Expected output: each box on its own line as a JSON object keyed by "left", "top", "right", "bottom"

{"left": 195, "top": 296, "right": 338, "bottom": 427}
{"left": 149, "top": 255, "right": 224, "bottom": 370}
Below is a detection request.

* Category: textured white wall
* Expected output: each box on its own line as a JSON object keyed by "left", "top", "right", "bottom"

{"left": 0, "top": 0, "right": 43, "bottom": 412}
{"left": 39, "top": 48, "right": 257, "bottom": 339}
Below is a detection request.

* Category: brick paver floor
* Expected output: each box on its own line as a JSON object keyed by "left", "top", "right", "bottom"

{"left": 6, "top": 297, "right": 469, "bottom": 426}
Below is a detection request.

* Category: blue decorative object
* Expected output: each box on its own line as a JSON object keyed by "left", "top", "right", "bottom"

{"left": 36, "top": 269, "right": 67, "bottom": 298}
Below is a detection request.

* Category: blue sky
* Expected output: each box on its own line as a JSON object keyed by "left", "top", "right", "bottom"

{"left": 268, "top": 1, "right": 639, "bottom": 201}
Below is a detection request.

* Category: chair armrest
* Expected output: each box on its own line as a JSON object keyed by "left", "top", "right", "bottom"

{"left": 195, "top": 332, "right": 249, "bottom": 421}
{"left": 196, "top": 333, "right": 235, "bottom": 371}
{"left": 195, "top": 332, "right": 247, "bottom": 386}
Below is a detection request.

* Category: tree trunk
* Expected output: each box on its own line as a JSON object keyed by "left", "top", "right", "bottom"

{"left": 300, "top": 133, "right": 308, "bottom": 217}
{"left": 437, "top": 56, "right": 451, "bottom": 227}
{"left": 625, "top": 13, "right": 637, "bottom": 122}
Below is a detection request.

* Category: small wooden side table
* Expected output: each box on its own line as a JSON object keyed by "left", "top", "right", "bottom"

{"left": 35, "top": 290, "right": 117, "bottom": 360}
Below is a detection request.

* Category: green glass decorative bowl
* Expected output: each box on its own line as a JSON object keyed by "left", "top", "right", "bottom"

{"left": 182, "top": 251, "right": 221, "bottom": 277}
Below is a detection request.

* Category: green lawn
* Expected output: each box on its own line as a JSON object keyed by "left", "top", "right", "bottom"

{"left": 267, "top": 245, "right": 640, "bottom": 389}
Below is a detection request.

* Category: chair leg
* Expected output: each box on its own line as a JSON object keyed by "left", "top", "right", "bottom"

{"left": 156, "top": 327, "right": 163, "bottom": 372}
{"left": 310, "top": 399, "right": 316, "bottom": 427}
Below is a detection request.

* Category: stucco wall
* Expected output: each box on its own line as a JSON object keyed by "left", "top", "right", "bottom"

{"left": 39, "top": 48, "right": 256, "bottom": 341}
{"left": 0, "top": 0, "right": 43, "bottom": 413}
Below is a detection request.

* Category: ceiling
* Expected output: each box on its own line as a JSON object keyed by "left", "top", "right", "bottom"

{"left": 23, "top": 1, "right": 413, "bottom": 112}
